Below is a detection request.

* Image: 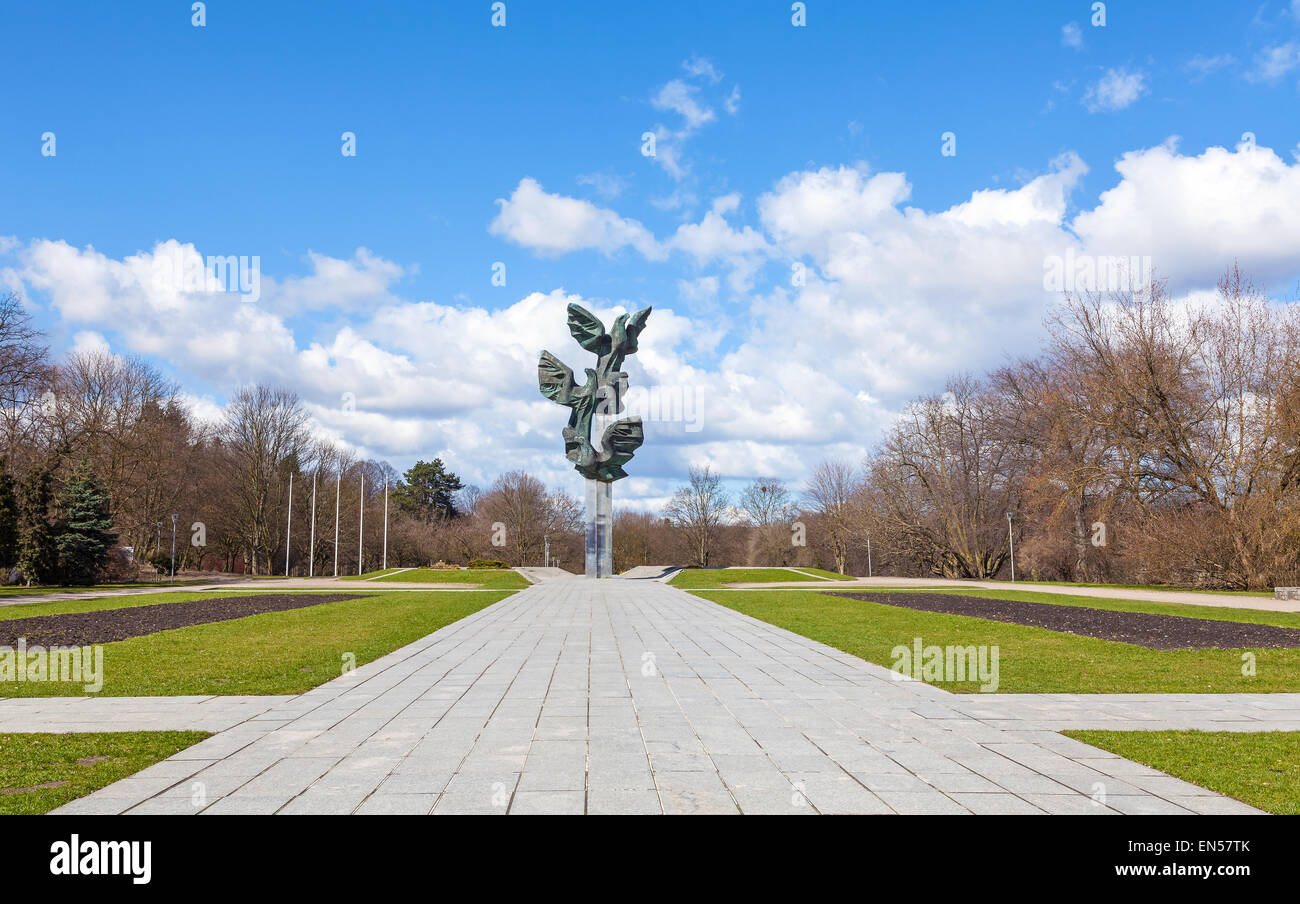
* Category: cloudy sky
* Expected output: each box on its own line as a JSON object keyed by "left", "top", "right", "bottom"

{"left": 3, "top": 1, "right": 1300, "bottom": 508}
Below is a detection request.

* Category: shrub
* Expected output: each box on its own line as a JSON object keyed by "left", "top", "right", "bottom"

{"left": 468, "top": 558, "right": 509, "bottom": 569}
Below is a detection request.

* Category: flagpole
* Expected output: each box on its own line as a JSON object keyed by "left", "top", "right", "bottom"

{"left": 308, "top": 472, "right": 317, "bottom": 578}
{"left": 284, "top": 472, "right": 293, "bottom": 577}
{"left": 333, "top": 470, "right": 341, "bottom": 578}
{"left": 358, "top": 471, "right": 365, "bottom": 575}
{"left": 382, "top": 473, "right": 389, "bottom": 570}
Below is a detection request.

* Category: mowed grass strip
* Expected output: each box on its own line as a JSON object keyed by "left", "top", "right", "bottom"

{"left": 1063, "top": 730, "right": 1300, "bottom": 815}
{"left": 0, "top": 581, "right": 206, "bottom": 598}
{"left": 343, "top": 569, "right": 403, "bottom": 581}
{"left": 0, "top": 590, "right": 341, "bottom": 621}
{"left": 375, "top": 568, "right": 530, "bottom": 589}
{"left": 697, "top": 589, "right": 1300, "bottom": 693}
{"left": 0, "top": 731, "right": 209, "bottom": 815}
{"left": 795, "top": 567, "right": 854, "bottom": 581}
{"left": 670, "top": 568, "right": 829, "bottom": 589}
{"left": 0, "top": 590, "right": 512, "bottom": 697}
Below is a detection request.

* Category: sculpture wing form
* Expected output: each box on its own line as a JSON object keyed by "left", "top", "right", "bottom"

{"left": 567, "top": 304, "right": 611, "bottom": 355}
{"left": 595, "top": 417, "right": 644, "bottom": 481}
{"left": 624, "top": 306, "right": 651, "bottom": 354}
{"left": 538, "top": 351, "right": 578, "bottom": 406}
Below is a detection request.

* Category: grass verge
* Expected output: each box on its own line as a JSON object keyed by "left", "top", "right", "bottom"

{"left": 0, "top": 581, "right": 205, "bottom": 598}
{"left": 794, "top": 567, "right": 854, "bottom": 581}
{"left": 0, "top": 731, "right": 209, "bottom": 815}
{"left": 670, "top": 568, "right": 829, "bottom": 589}
{"left": 1063, "top": 729, "right": 1300, "bottom": 814}
{"left": 342, "top": 569, "right": 402, "bottom": 581}
{"left": 375, "top": 568, "right": 530, "bottom": 589}
{"left": 0, "top": 590, "right": 513, "bottom": 697}
{"left": 697, "top": 588, "right": 1300, "bottom": 693}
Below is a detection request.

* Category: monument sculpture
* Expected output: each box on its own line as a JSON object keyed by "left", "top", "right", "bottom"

{"left": 538, "top": 303, "right": 651, "bottom": 577}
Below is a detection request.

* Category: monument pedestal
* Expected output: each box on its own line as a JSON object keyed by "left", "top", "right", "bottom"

{"left": 585, "top": 479, "right": 613, "bottom": 578}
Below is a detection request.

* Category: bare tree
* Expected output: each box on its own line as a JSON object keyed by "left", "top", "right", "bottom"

{"left": 738, "top": 478, "right": 796, "bottom": 565}
{"left": 0, "top": 293, "right": 51, "bottom": 456}
{"left": 480, "top": 470, "right": 581, "bottom": 565}
{"left": 665, "top": 464, "right": 729, "bottom": 567}
{"left": 219, "top": 385, "right": 312, "bottom": 574}
{"left": 864, "top": 377, "right": 1021, "bottom": 578}
{"left": 804, "top": 460, "right": 861, "bottom": 574}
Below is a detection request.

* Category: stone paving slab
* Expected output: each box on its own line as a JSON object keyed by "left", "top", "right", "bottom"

{"left": 44, "top": 579, "right": 1285, "bottom": 815}
{"left": 0, "top": 695, "right": 295, "bottom": 732}
{"left": 946, "top": 693, "right": 1300, "bottom": 732}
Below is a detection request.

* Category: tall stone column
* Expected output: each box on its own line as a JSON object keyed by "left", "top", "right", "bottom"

{"left": 585, "top": 479, "right": 613, "bottom": 578}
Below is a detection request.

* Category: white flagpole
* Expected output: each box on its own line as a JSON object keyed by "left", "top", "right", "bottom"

{"left": 333, "top": 470, "right": 341, "bottom": 578}
{"left": 358, "top": 471, "right": 365, "bottom": 575}
{"left": 382, "top": 473, "right": 389, "bottom": 570}
{"left": 309, "top": 472, "right": 317, "bottom": 578}
{"left": 284, "top": 472, "right": 293, "bottom": 577}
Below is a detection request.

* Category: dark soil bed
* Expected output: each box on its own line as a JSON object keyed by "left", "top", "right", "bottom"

{"left": 829, "top": 592, "right": 1300, "bottom": 650}
{"left": 0, "top": 594, "right": 368, "bottom": 647}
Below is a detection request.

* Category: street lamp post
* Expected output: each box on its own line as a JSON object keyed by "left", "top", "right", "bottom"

{"left": 1007, "top": 512, "right": 1015, "bottom": 582}
{"left": 170, "top": 514, "right": 178, "bottom": 585}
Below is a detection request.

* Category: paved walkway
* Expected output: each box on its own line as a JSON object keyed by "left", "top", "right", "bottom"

{"left": 41, "top": 579, "right": 1288, "bottom": 815}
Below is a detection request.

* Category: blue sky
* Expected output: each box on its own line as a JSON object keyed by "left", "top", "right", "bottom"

{"left": 3, "top": 0, "right": 1300, "bottom": 506}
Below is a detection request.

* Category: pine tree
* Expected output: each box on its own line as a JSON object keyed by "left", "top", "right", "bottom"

{"left": 393, "top": 458, "right": 465, "bottom": 522}
{"left": 0, "top": 458, "right": 18, "bottom": 574}
{"left": 17, "top": 464, "right": 57, "bottom": 586}
{"left": 54, "top": 463, "right": 119, "bottom": 586}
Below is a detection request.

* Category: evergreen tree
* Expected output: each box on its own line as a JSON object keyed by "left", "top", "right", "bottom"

{"left": 0, "top": 458, "right": 18, "bottom": 572}
{"left": 17, "top": 464, "right": 57, "bottom": 586}
{"left": 393, "top": 458, "right": 465, "bottom": 522}
{"left": 54, "top": 463, "right": 119, "bottom": 586}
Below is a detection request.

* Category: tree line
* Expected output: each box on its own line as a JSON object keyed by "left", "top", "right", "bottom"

{"left": 655, "top": 266, "right": 1300, "bottom": 590}
{"left": 3, "top": 263, "right": 1295, "bottom": 590}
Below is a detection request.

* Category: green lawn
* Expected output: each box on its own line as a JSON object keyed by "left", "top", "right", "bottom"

{"left": 697, "top": 588, "right": 1300, "bottom": 693}
{"left": 670, "top": 568, "right": 830, "bottom": 589}
{"left": 375, "top": 568, "right": 530, "bottom": 589}
{"left": 0, "top": 731, "right": 209, "bottom": 815}
{"left": 343, "top": 569, "right": 402, "bottom": 581}
{"left": 0, "top": 589, "right": 513, "bottom": 696}
{"left": 0, "top": 589, "right": 306, "bottom": 621}
{"left": 1064, "top": 730, "right": 1300, "bottom": 815}
{"left": 795, "top": 567, "right": 855, "bottom": 581}
{"left": 0, "top": 581, "right": 206, "bottom": 597}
